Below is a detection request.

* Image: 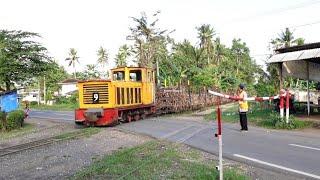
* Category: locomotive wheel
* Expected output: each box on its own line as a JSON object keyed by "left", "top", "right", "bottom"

{"left": 120, "top": 112, "right": 127, "bottom": 123}
{"left": 134, "top": 114, "right": 140, "bottom": 121}
{"left": 74, "top": 122, "right": 85, "bottom": 129}
{"left": 127, "top": 115, "right": 132, "bottom": 122}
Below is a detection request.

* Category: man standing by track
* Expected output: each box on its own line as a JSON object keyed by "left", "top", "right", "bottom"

{"left": 238, "top": 84, "right": 248, "bottom": 131}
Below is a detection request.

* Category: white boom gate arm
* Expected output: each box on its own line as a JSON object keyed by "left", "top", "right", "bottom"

{"left": 207, "top": 90, "right": 280, "bottom": 101}
{"left": 208, "top": 89, "right": 290, "bottom": 121}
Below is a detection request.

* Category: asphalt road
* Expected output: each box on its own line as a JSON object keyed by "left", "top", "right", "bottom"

{"left": 29, "top": 110, "right": 320, "bottom": 179}
{"left": 29, "top": 110, "right": 74, "bottom": 122}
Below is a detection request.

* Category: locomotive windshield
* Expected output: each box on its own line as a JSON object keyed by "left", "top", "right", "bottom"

{"left": 129, "top": 70, "right": 142, "bottom": 82}
{"left": 113, "top": 71, "right": 125, "bottom": 81}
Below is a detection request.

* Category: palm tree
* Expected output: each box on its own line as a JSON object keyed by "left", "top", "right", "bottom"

{"left": 271, "top": 28, "right": 305, "bottom": 49}
{"left": 115, "top": 45, "right": 131, "bottom": 67}
{"left": 231, "top": 39, "right": 248, "bottom": 74}
{"left": 129, "top": 11, "right": 169, "bottom": 67}
{"left": 85, "top": 64, "right": 99, "bottom": 79}
{"left": 213, "top": 38, "right": 225, "bottom": 65}
{"left": 65, "top": 48, "right": 79, "bottom": 79}
{"left": 97, "top": 46, "right": 108, "bottom": 68}
{"left": 97, "top": 46, "right": 108, "bottom": 79}
{"left": 197, "top": 24, "right": 215, "bottom": 65}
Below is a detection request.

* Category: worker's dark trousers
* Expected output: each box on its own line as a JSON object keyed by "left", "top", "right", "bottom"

{"left": 239, "top": 112, "right": 248, "bottom": 130}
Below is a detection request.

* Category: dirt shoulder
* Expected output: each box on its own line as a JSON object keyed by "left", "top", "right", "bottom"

{"left": 0, "top": 127, "right": 151, "bottom": 180}
{"left": 0, "top": 118, "right": 76, "bottom": 148}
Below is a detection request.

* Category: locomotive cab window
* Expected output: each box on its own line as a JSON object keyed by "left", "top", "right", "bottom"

{"left": 129, "top": 70, "right": 142, "bottom": 82}
{"left": 113, "top": 71, "right": 125, "bottom": 81}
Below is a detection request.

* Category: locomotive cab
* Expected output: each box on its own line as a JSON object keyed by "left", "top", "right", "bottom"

{"left": 75, "top": 67, "right": 155, "bottom": 126}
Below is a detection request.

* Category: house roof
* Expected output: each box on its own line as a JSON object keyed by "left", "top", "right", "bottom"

{"left": 59, "top": 79, "right": 78, "bottom": 84}
{"left": 275, "top": 42, "right": 320, "bottom": 53}
{"left": 268, "top": 42, "right": 320, "bottom": 82}
{"left": 0, "top": 89, "right": 17, "bottom": 96}
{"left": 268, "top": 48, "right": 320, "bottom": 63}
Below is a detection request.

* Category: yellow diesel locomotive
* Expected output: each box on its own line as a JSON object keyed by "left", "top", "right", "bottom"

{"left": 75, "top": 67, "right": 156, "bottom": 126}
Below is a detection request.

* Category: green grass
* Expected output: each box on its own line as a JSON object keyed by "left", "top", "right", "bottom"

{"left": 205, "top": 103, "right": 314, "bottom": 130}
{"left": 30, "top": 103, "right": 78, "bottom": 111}
{"left": 0, "top": 123, "right": 35, "bottom": 140}
{"left": 72, "top": 141, "right": 248, "bottom": 180}
{"left": 54, "top": 127, "right": 101, "bottom": 140}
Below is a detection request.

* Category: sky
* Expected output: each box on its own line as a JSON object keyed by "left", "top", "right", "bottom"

{"left": 1, "top": 0, "right": 320, "bottom": 73}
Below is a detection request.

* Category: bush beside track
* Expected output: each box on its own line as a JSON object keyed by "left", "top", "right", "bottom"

{"left": 0, "top": 110, "right": 25, "bottom": 131}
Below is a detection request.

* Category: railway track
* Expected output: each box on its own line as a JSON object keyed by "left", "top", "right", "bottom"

{"left": 0, "top": 129, "right": 99, "bottom": 157}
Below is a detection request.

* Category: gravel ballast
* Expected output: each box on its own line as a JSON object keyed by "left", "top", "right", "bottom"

{"left": 0, "top": 128, "right": 151, "bottom": 179}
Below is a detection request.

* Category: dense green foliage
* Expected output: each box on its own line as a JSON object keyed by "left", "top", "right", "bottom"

{"left": 5, "top": 110, "right": 25, "bottom": 131}
{"left": 0, "top": 30, "right": 51, "bottom": 90}
{"left": 0, "top": 111, "right": 6, "bottom": 130}
{"left": 55, "top": 92, "right": 78, "bottom": 104}
{"left": 44, "top": 62, "right": 69, "bottom": 99}
{"left": 121, "top": 12, "right": 262, "bottom": 94}
{"left": 205, "top": 103, "right": 313, "bottom": 130}
{"left": 159, "top": 38, "right": 260, "bottom": 93}
{"left": 260, "top": 112, "right": 313, "bottom": 129}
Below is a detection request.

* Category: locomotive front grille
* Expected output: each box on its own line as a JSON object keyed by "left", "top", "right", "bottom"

{"left": 83, "top": 84, "right": 109, "bottom": 104}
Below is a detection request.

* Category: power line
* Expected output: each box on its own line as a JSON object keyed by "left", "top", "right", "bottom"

{"left": 227, "top": 0, "right": 320, "bottom": 23}
{"left": 289, "top": 20, "right": 320, "bottom": 28}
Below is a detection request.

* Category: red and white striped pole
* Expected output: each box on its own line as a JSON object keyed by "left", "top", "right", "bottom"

{"left": 215, "top": 99, "right": 223, "bottom": 180}
{"left": 286, "top": 90, "right": 290, "bottom": 123}
{"left": 279, "top": 89, "right": 285, "bottom": 119}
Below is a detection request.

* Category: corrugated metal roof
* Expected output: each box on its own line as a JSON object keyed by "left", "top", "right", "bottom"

{"left": 299, "top": 48, "right": 320, "bottom": 60}
{"left": 268, "top": 48, "right": 320, "bottom": 63}
{"left": 268, "top": 53, "right": 286, "bottom": 63}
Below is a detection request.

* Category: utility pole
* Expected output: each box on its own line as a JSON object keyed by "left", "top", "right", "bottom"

{"left": 156, "top": 59, "right": 160, "bottom": 87}
{"left": 43, "top": 76, "right": 46, "bottom": 105}
{"left": 38, "top": 80, "right": 41, "bottom": 105}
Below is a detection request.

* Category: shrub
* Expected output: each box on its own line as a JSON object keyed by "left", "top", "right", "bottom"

{"left": 55, "top": 92, "right": 78, "bottom": 105}
{"left": 55, "top": 96, "right": 69, "bottom": 104}
{"left": 30, "top": 101, "right": 38, "bottom": 106}
{"left": 0, "top": 111, "right": 6, "bottom": 130}
{"left": 6, "top": 110, "right": 25, "bottom": 131}
{"left": 267, "top": 111, "right": 311, "bottom": 129}
{"left": 69, "top": 92, "right": 78, "bottom": 104}
{"left": 269, "top": 112, "right": 295, "bottom": 129}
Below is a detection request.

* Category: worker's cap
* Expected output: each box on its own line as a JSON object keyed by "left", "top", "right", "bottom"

{"left": 239, "top": 83, "right": 245, "bottom": 89}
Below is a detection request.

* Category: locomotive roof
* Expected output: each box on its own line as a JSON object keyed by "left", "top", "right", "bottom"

{"left": 111, "top": 66, "right": 154, "bottom": 71}
{"left": 77, "top": 79, "right": 111, "bottom": 83}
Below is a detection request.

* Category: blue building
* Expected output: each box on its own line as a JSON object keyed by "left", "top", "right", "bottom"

{"left": 0, "top": 90, "right": 18, "bottom": 113}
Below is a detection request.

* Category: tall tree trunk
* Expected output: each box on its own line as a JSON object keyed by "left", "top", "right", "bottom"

{"left": 5, "top": 81, "right": 11, "bottom": 91}
{"left": 236, "top": 55, "right": 239, "bottom": 74}
{"left": 73, "top": 63, "right": 77, "bottom": 79}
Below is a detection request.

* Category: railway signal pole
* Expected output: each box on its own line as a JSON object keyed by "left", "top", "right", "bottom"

{"left": 215, "top": 98, "right": 223, "bottom": 180}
